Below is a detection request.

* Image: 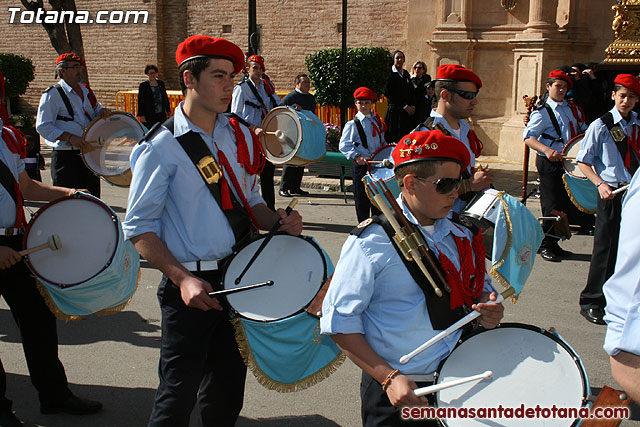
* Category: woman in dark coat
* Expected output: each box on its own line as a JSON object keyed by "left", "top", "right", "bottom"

{"left": 410, "top": 60, "right": 432, "bottom": 127}
{"left": 137, "top": 64, "right": 171, "bottom": 128}
{"left": 383, "top": 50, "right": 415, "bottom": 144}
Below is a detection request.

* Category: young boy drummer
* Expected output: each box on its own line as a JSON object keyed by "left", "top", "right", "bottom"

{"left": 339, "top": 87, "right": 387, "bottom": 222}
{"left": 321, "top": 130, "right": 504, "bottom": 426}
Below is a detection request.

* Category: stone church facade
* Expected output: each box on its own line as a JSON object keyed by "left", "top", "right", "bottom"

{"left": 0, "top": 0, "right": 614, "bottom": 161}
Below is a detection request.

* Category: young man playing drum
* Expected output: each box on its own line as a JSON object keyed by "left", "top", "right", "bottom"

{"left": 231, "top": 54, "right": 282, "bottom": 210}
{"left": 524, "top": 69, "right": 588, "bottom": 262}
{"left": 36, "top": 53, "right": 111, "bottom": 197}
{"left": 576, "top": 74, "right": 640, "bottom": 325}
{"left": 339, "top": 87, "right": 387, "bottom": 222}
{"left": 321, "top": 130, "right": 504, "bottom": 427}
{"left": 0, "top": 123, "right": 102, "bottom": 425}
{"left": 415, "top": 64, "right": 492, "bottom": 214}
{"left": 123, "top": 36, "right": 302, "bottom": 427}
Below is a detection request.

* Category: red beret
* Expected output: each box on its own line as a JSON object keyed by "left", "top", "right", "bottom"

{"left": 353, "top": 87, "right": 378, "bottom": 100}
{"left": 548, "top": 69, "right": 573, "bottom": 89}
{"left": 175, "top": 35, "right": 245, "bottom": 74}
{"left": 614, "top": 74, "right": 640, "bottom": 96}
{"left": 56, "top": 53, "right": 84, "bottom": 66}
{"left": 247, "top": 54, "right": 266, "bottom": 71}
{"left": 392, "top": 130, "right": 470, "bottom": 171}
{"left": 436, "top": 64, "right": 482, "bottom": 89}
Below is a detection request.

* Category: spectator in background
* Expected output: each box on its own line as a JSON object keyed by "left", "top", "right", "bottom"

{"left": 137, "top": 64, "right": 171, "bottom": 129}
{"left": 410, "top": 61, "right": 432, "bottom": 127}
{"left": 384, "top": 50, "right": 415, "bottom": 144}
{"left": 279, "top": 73, "right": 316, "bottom": 197}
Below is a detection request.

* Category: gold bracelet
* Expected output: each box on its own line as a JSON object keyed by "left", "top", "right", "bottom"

{"left": 381, "top": 369, "right": 400, "bottom": 391}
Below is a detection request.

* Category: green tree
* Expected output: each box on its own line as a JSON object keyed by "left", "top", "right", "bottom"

{"left": 0, "top": 53, "right": 35, "bottom": 99}
{"left": 305, "top": 47, "right": 391, "bottom": 107}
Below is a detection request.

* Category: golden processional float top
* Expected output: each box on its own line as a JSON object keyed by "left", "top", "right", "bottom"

{"left": 605, "top": 0, "right": 640, "bottom": 64}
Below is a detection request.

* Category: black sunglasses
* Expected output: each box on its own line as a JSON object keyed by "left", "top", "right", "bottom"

{"left": 415, "top": 176, "right": 463, "bottom": 194}
{"left": 450, "top": 89, "right": 479, "bottom": 100}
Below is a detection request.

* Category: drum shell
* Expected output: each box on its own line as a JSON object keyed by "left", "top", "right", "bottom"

{"left": 364, "top": 144, "right": 400, "bottom": 208}
{"left": 561, "top": 134, "right": 597, "bottom": 213}
{"left": 260, "top": 107, "right": 327, "bottom": 166}
{"left": 460, "top": 188, "right": 500, "bottom": 230}
{"left": 434, "top": 323, "right": 589, "bottom": 427}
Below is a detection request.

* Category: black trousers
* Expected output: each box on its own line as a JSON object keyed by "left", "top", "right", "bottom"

{"left": 279, "top": 165, "right": 304, "bottom": 192}
{"left": 143, "top": 111, "right": 168, "bottom": 129}
{"left": 352, "top": 164, "right": 381, "bottom": 223}
{"left": 580, "top": 192, "right": 624, "bottom": 310}
{"left": 51, "top": 150, "right": 100, "bottom": 197}
{"left": 536, "top": 156, "right": 593, "bottom": 249}
{"left": 148, "top": 271, "right": 247, "bottom": 427}
{"left": 360, "top": 371, "right": 438, "bottom": 427}
{"left": 260, "top": 161, "right": 275, "bottom": 211}
{"left": 384, "top": 105, "right": 412, "bottom": 145}
{"left": 0, "top": 235, "right": 71, "bottom": 412}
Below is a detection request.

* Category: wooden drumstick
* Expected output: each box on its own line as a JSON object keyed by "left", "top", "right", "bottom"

{"left": 413, "top": 371, "right": 493, "bottom": 397}
{"left": 265, "top": 130, "right": 285, "bottom": 139}
{"left": 19, "top": 234, "right": 62, "bottom": 257}
{"left": 208, "top": 280, "right": 274, "bottom": 297}
{"left": 367, "top": 159, "right": 393, "bottom": 168}
{"left": 562, "top": 156, "right": 576, "bottom": 160}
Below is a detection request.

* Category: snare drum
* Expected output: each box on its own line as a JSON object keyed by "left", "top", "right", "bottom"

{"left": 562, "top": 134, "right": 597, "bottom": 213}
{"left": 82, "top": 111, "right": 145, "bottom": 187}
{"left": 260, "top": 106, "right": 326, "bottom": 166}
{"left": 461, "top": 188, "right": 500, "bottom": 230}
{"left": 363, "top": 144, "right": 400, "bottom": 208}
{"left": 221, "top": 233, "right": 327, "bottom": 321}
{"left": 23, "top": 193, "right": 140, "bottom": 319}
{"left": 435, "top": 323, "right": 589, "bottom": 426}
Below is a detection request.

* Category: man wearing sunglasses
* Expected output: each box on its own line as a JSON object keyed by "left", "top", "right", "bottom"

{"left": 524, "top": 69, "right": 588, "bottom": 263}
{"left": 414, "top": 64, "right": 492, "bottom": 214}
{"left": 321, "top": 130, "right": 503, "bottom": 426}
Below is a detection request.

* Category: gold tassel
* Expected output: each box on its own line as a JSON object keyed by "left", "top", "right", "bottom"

{"left": 232, "top": 318, "right": 346, "bottom": 393}
{"left": 563, "top": 175, "right": 596, "bottom": 214}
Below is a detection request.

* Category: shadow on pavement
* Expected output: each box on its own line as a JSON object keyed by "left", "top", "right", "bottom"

{"left": 0, "top": 308, "right": 161, "bottom": 349}
{"left": 237, "top": 414, "right": 342, "bottom": 426}
{"left": 303, "top": 221, "right": 357, "bottom": 234}
{"left": 7, "top": 373, "right": 155, "bottom": 427}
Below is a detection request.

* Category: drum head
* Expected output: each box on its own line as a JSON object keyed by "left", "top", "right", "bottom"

{"left": 436, "top": 323, "right": 587, "bottom": 426}
{"left": 260, "top": 107, "right": 302, "bottom": 164}
{"left": 82, "top": 112, "right": 144, "bottom": 186}
{"left": 562, "top": 134, "right": 586, "bottom": 178}
{"left": 223, "top": 234, "right": 326, "bottom": 321}
{"left": 24, "top": 195, "right": 119, "bottom": 287}
{"left": 367, "top": 144, "right": 396, "bottom": 181}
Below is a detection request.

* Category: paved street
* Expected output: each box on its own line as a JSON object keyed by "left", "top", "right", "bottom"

{"left": 1, "top": 157, "right": 638, "bottom": 426}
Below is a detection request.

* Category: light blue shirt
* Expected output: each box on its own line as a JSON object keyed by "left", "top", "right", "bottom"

{"left": 230, "top": 79, "right": 281, "bottom": 128}
{"left": 123, "top": 103, "right": 265, "bottom": 262}
{"left": 603, "top": 171, "right": 640, "bottom": 356}
{"left": 523, "top": 98, "right": 587, "bottom": 156}
{"left": 36, "top": 78, "right": 103, "bottom": 149}
{"left": 419, "top": 111, "right": 475, "bottom": 173}
{"left": 320, "top": 197, "right": 494, "bottom": 374}
{"left": 0, "top": 125, "right": 25, "bottom": 227}
{"left": 339, "top": 111, "right": 386, "bottom": 160}
{"left": 576, "top": 106, "right": 637, "bottom": 186}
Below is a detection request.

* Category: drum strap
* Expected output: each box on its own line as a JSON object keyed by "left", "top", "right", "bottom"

{"left": 161, "top": 116, "right": 255, "bottom": 250}
{"left": 541, "top": 105, "right": 565, "bottom": 144}
{"left": 49, "top": 84, "right": 75, "bottom": 122}
{"left": 353, "top": 118, "right": 369, "bottom": 149}
{"left": 413, "top": 116, "right": 450, "bottom": 135}
{"left": 370, "top": 215, "right": 469, "bottom": 331}
{"left": 601, "top": 112, "right": 639, "bottom": 176}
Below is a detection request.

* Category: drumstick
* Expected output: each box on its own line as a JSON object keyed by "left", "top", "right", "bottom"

{"left": 413, "top": 371, "right": 493, "bottom": 397}
{"left": 19, "top": 234, "right": 62, "bottom": 257}
{"left": 562, "top": 156, "right": 576, "bottom": 160}
{"left": 265, "top": 130, "right": 285, "bottom": 139}
{"left": 367, "top": 159, "right": 393, "bottom": 168}
{"left": 612, "top": 184, "right": 630, "bottom": 195}
{"left": 399, "top": 289, "right": 513, "bottom": 365}
{"left": 208, "top": 280, "right": 274, "bottom": 297}
{"left": 234, "top": 198, "right": 298, "bottom": 285}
